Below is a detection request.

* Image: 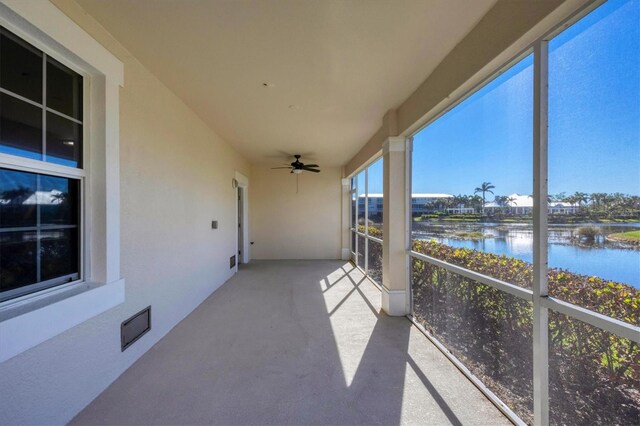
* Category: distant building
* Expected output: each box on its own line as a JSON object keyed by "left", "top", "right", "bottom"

{"left": 484, "top": 193, "right": 579, "bottom": 215}
{"left": 446, "top": 207, "right": 476, "bottom": 214}
{"left": 548, "top": 202, "right": 580, "bottom": 215}
{"left": 357, "top": 192, "right": 580, "bottom": 217}
{"left": 358, "top": 193, "right": 454, "bottom": 217}
{"left": 484, "top": 193, "right": 534, "bottom": 215}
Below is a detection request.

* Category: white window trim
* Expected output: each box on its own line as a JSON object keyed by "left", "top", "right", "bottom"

{"left": 0, "top": 0, "right": 124, "bottom": 363}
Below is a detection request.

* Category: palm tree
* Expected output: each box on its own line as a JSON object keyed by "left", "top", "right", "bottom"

{"left": 474, "top": 182, "right": 495, "bottom": 214}
{"left": 51, "top": 191, "right": 69, "bottom": 204}
{"left": 573, "top": 191, "right": 589, "bottom": 206}
{"left": 1, "top": 186, "right": 32, "bottom": 204}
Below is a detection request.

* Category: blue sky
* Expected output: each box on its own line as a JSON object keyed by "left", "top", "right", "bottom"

{"left": 371, "top": 0, "right": 640, "bottom": 198}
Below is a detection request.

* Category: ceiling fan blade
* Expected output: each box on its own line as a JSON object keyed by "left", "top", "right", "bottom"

{"left": 301, "top": 166, "right": 320, "bottom": 173}
{"left": 271, "top": 167, "right": 292, "bottom": 169}
{"left": 304, "top": 164, "right": 319, "bottom": 168}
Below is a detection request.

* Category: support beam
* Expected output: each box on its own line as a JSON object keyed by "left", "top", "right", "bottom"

{"left": 382, "top": 137, "right": 409, "bottom": 316}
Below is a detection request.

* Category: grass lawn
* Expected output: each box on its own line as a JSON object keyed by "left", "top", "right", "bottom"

{"left": 608, "top": 230, "right": 640, "bottom": 243}
{"left": 451, "top": 231, "right": 491, "bottom": 239}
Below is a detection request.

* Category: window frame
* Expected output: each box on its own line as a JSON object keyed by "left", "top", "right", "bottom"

{"left": 0, "top": 29, "right": 88, "bottom": 302}
{"left": 0, "top": 0, "right": 124, "bottom": 364}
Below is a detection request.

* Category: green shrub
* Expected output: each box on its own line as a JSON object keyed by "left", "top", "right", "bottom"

{"left": 574, "top": 226, "right": 601, "bottom": 240}
{"left": 357, "top": 224, "right": 382, "bottom": 239}
{"left": 411, "top": 240, "right": 639, "bottom": 425}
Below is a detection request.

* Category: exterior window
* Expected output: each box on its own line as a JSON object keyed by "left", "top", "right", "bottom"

{"left": 0, "top": 27, "right": 83, "bottom": 302}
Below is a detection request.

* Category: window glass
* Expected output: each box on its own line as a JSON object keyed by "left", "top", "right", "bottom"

{"left": 548, "top": 0, "right": 639, "bottom": 325}
{"left": 0, "top": 168, "right": 79, "bottom": 300}
{"left": 0, "top": 231, "right": 37, "bottom": 292}
{"left": 0, "top": 29, "right": 42, "bottom": 103}
{"left": 0, "top": 168, "right": 37, "bottom": 228}
{"left": 46, "top": 112, "right": 82, "bottom": 168}
{"left": 0, "top": 93, "right": 43, "bottom": 160}
{"left": 39, "top": 175, "right": 79, "bottom": 226}
{"left": 41, "top": 228, "right": 78, "bottom": 282}
{"left": 0, "top": 26, "right": 83, "bottom": 169}
{"left": 47, "top": 56, "right": 83, "bottom": 120}
{"left": 411, "top": 54, "right": 534, "bottom": 288}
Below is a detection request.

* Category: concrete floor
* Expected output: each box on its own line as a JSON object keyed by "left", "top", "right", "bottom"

{"left": 72, "top": 260, "right": 510, "bottom": 425}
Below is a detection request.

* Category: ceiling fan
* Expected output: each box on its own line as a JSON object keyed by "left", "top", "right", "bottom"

{"left": 271, "top": 154, "right": 321, "bottom": 174}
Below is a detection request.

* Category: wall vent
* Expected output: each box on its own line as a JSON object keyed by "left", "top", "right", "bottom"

{"left": 230, "top": 255, "right": 236, "bottom": 269}
{"left": 121, "top": 306, "right": 151, "bottom": 351}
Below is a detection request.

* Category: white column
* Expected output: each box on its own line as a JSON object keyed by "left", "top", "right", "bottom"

{"left": 341, "top": 178, "right": 351, "bottom": 260}
{"left": 382, "top": 136, "right": 410, "bottom": 316}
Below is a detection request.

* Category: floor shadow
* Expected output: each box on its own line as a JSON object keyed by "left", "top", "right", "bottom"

{"left": 70, "top": 260, "right": 505, "bottom": 426}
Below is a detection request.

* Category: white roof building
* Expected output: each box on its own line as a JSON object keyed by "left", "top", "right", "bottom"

{"left": 484, "top": 193, "right": 533, "bottom": 209}
{"left": 484, "top": 193, "right": 579, "bottom": 214}
{"left": 359, "top": 193, "right": 453, "bottom": 199}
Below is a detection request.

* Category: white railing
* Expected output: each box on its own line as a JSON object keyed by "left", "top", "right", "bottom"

{"left": 352, "top": 228, "right": 383, "bottom": 286}
{"left": 407, "top": 250, "right": 640, "bottom": 345}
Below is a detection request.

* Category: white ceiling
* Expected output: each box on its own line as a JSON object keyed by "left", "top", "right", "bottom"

{"left": 77, "top": 0, "right": 496, "bottom": 167}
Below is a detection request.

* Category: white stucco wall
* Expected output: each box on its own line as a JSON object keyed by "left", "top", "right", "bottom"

{"left": 250, "top": 165, "right": 342, "bottom": 260}
{"left": 0, "top": 1, "right": 250, "bottom": 424}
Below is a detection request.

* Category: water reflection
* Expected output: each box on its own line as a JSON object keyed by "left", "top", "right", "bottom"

{"left": 413, "top": 222, "right": 640, "bottom": 287}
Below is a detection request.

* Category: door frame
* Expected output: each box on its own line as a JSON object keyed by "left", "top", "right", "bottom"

{"left": 235, "top": 171, "right": 249, "bottom": 269}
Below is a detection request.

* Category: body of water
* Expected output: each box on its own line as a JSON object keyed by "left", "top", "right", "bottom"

{"left": 412, "top": 222, "right": 640, "bottom": 288}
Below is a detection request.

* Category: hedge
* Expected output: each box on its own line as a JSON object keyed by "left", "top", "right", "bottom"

{"left": 411, "top": 239, "right": 639, "bottom": 425}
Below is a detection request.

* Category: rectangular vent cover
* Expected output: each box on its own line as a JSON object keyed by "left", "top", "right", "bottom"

{"left": 230, "top": 255, "right": 236, "bottom": 269}
{"left": 121, "top": 306, "right": 151, "bottom": 351}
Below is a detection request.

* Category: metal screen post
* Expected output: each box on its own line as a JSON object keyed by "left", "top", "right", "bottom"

{"left": 405, "top": 137, "right": 413, "bottom": 314}
{"left": 533, "top": 39, "right": 550, "bottom": 426}
{"left": 364, "top": 168, "right": 369, "bottom": 273}
{"left": 355, "top": 177, "right": 358, "bottom": 263}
